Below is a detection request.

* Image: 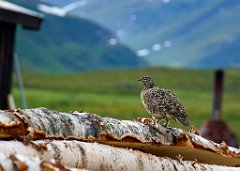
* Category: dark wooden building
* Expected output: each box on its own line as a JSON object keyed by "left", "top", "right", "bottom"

{"left": 0, "top": 1, "right": 43, "bottom": 109}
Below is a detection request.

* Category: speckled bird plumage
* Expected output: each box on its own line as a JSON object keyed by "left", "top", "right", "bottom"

{"left": 138, "top": 76, "right": 191, "bottom": 127}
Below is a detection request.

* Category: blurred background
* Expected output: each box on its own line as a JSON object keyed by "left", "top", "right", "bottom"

{"left": 1, "top": 0, "right": 240, "bottom": 146}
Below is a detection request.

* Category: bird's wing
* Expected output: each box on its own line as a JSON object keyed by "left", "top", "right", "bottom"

{"left": 146, "top": 88, "right": 180, "bottom": 107}
{"left": 163, "top": 89, "right": 186, "bottom": 112}
{"left": 147, "top": 88, "right": 189, "bottom": 124}
{"left": 161, "top": 89, "right": 191, "bottom": 126}
{"left": 144, "top": 88, "right": 168, "bottom": 108}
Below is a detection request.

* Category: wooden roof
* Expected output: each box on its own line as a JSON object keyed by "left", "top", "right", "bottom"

{"left": 0, "top": 1, "right": 43, "bottom": 29}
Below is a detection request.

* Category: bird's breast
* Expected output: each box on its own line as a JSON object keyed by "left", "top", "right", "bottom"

{"left": 140, "top": 89, "right": 161, "bottom": 112}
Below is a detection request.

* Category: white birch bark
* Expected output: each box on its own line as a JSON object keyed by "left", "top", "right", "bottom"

{"left": 0, "top": 140, "right": 239, "bottom": 171}
{"left": 0, "top": 151, "right": 87, "bottom": 171}
{"left": 0, "top": 108, "right": 240, "bottom": 167}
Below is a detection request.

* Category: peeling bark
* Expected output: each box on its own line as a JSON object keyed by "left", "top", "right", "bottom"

{"left": 0, "top": 108, "right": 240, "bottom": 167}
{"left": 0, "top": 140, "right": 239, "bottom": 171}
{"left": 0, "top": 152, "right": 87, "bottom": 171}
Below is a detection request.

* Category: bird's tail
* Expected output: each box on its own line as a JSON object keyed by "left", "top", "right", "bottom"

{"left": 178, "top": 117, "right": 200, "bottom": 135}
{"left": 178, "top": 117, "right": 192, "bottom": 127}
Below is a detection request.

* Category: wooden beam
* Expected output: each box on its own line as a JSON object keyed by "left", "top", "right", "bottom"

{"left": 0, "top": 2, "right": 43, "bottom": 109}
{"left": 0, "top": 21, "right": 16, "bottom": 109}
{"left": 0, "top": 1, "right": 43, "bottom": 30}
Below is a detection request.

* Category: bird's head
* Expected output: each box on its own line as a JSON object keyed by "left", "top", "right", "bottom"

{"left": 138, "top": 76, "right": 155, "bottom": 89}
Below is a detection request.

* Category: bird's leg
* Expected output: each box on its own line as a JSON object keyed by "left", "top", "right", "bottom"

{"left": 151, "top": 116, "right": 160, "bottom": 125}
{"left": 158, "top": 113, "right": 170, "bottom": 127}
{"left": 162, "top": 119, "right": 170, "bottom": 128}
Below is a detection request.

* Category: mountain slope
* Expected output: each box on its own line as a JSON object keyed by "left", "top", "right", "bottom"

{"left": 42, "top": 0, "right": 240, "bottom": 69}
{"left": 11, "top": 0, "right": 147, "bottom": 72}
{"left": 189, "top": 35, "right": 240, "bottom": 68}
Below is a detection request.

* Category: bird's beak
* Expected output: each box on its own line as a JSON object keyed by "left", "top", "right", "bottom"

{"left": 138, "top": 77, "right": 142, "bottom": 81}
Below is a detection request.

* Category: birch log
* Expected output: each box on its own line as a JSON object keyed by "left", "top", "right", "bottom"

{"left": 0, "top": 108, "right": 240, "bottom": 166}
{"left": 0, "top": 140, "right": 239, "bottom": 171}
{"left": 0, "top": 152, "right": 87, "bottom": 171}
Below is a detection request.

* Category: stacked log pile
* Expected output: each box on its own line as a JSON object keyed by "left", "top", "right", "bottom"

{"left": 0, "top": 107, "right": 239, "bottom": 170}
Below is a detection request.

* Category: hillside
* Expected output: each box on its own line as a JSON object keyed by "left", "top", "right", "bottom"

{"left": 41, "top": 0, "right": 240, "bottom": 69}
{"left": 10, "top": 0, "right": 147, "bottom": 72}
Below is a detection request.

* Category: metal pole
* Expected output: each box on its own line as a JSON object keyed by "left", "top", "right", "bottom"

{"left": 201, "top": 70, "right": 238, "bottom": 147}
{"left": 14, "top": 53, "right": 27, "bottom": 108}
{"left": 212, "top": 70, "right": 224, "bottom": 120}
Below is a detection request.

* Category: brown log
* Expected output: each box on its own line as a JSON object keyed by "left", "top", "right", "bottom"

{"left": 0, "top": 151, "right": 87, "bottom": 171}
{"left": 0, "top": 107, "right": 240, "bottom": 166}
{"left": 0, "top": 140, "right": 239, "bottom": 171}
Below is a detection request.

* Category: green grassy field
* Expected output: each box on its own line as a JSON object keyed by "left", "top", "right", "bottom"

{"left": 12, "top": 67, "right": 240, "bottom": 142}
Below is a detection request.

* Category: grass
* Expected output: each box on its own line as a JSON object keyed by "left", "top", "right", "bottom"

{"left": 12, "top": 67, "right": 240, "bottom": 142}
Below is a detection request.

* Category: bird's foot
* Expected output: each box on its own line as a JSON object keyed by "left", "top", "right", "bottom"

{"left": 161, "top": 123, "right": 168, "bottom": 128}
{"left": 160, "top": 119, "right": 170, "bottom": 128}
{"left": 135, "top": 117, "right": 157, "bottom": 125}
{"left": 162, "top": 124, "right": 168, "bottom": 128}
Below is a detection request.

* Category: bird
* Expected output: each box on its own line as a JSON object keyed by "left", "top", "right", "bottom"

{"left": 138, "top": 76, "right": 192, "bottom": 128}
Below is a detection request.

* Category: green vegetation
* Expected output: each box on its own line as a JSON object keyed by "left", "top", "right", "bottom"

{"left": 12, "top": 67, "right": 240, "bottom": 142}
